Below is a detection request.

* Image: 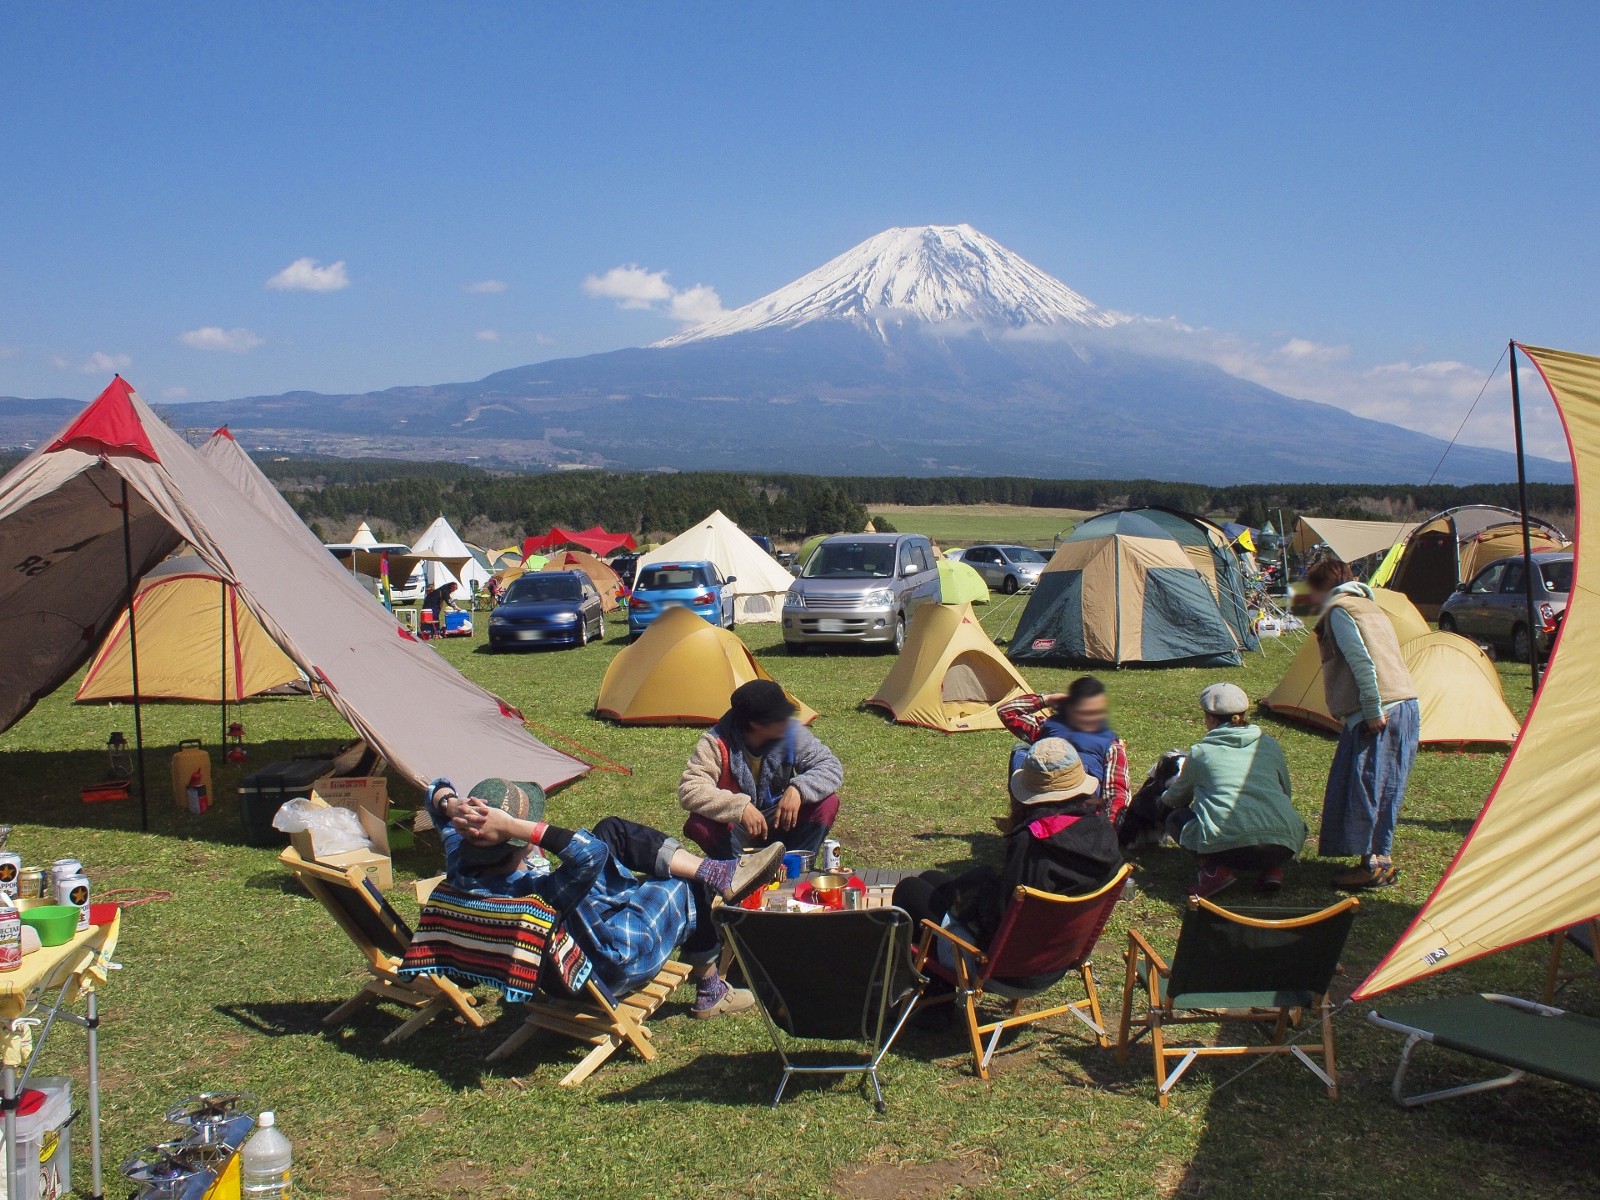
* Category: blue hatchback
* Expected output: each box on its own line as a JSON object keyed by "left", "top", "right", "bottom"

{"left": 627, "top": 561, "right": 736, "bottom": 639}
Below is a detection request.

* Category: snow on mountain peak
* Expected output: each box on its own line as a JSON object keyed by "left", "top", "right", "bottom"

{"left": 654, "top": 224, "right": 1121, "bottom": 347}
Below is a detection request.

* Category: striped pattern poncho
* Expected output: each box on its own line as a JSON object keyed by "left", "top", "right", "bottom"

{"left": 399, "top": 883, "right": 592, "bottom": 1003}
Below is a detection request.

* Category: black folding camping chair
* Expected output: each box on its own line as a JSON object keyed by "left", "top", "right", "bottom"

{"left": 712, "top": 906, "right": 926, "bottom": 1111}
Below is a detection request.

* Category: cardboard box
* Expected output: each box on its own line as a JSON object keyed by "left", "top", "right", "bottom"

{"left": 312, "top": 775, "right": 389, "bottom": 819}
{"left": 290, "top": 794, "right": 393, "bottom": 889}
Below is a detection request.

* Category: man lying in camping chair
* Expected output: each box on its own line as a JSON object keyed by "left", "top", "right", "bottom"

{"left": 422, "top": 778, "right": 786, "bottom": 1017}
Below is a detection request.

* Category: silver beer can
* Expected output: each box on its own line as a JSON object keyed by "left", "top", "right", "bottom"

{"left": 820, "top": 838, "right": 841, "bottom": 872}
{"left": 0, "top": 852, "right": 19, "bottom": 898}
{"left": 50, "top": 858, "right": 83, "bottom": 884}
{"left": 56, "top": 874, "right": 90, "bottom": 931}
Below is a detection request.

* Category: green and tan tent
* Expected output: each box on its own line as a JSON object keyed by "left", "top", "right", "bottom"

{"left": 866, "top": 602, "right": 1028, "bottom": 732}
{"left": 1009, "top": 508, "right": 1257, "bottom": 667}
{"left": 937, "top": 558, "right": 990, "bottom": 606}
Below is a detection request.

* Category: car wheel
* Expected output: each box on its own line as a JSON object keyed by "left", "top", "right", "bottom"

{"left": 578, "top": 620, "right": 590, "bottom": 648}
{"left": 1001, "top": 575, "right": 1020, "bottom": 595}
{"left": 1438, "top": 613, "right": 1456, "bottom": 633}
{"left": 1512, "top": 624, "right": 1532, "bottom": 663}
{"left": 891, "top": 616, "right": 906, "bottom": 654}
{"left": 597, "top": 616, "right": 606, "bottom": 640}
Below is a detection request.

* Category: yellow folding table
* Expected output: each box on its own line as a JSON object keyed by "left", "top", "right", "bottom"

{"left": 2, "top": 905, "right": 121, "bottom": 1200}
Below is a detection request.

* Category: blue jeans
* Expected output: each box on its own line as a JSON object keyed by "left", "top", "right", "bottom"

{"left": 1318, "top": 698, "right": 1421, "bottom": 860}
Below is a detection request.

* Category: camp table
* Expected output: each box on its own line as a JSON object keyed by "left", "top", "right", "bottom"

{"left": 758, "top": 867, "right": 913, "bottom": 911}
{"left": 2, "top": 902, "right": 121, "bottom": 1199}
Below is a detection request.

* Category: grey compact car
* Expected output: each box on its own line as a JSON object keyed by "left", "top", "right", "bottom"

{"left": 782, "top": 533, "right": 941, "bottom": 653}
{"left": 959, "top": 544, "right": 1048, "bottom": 594}
{"left": 1438, "top": 551, "right": 1572, "bottom": 662}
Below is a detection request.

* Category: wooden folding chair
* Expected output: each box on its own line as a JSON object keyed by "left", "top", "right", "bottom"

{"left": 279, "top": 847, "right": 484, "bottom": 1043}
{"left": 1117, "top": 896, "right": 1358, "bottom": 1107}
{"left": 915, "top": 864, "right": 1132, "bottom": 1080}
{"left": 1544, "top": 918, "right": 1600, "bottom": 1003}
{"left": 486, "top": 960, "right": 694, "bottom": 1086}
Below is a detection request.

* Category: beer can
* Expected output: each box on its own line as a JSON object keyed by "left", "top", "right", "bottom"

{"left": 18, "top": 867, "right": 46, "bottom": 899}
{"left": 50, "top": 858, "right": 83, "bottom": 884}
{"left": 56, "top": 873, "right": 91, "bottom": 932}
{"left": 820, "top": 838, "right": 842, "bottom": 872}
{"left": 0, "top": 852, "right": 19, "bottom": 898}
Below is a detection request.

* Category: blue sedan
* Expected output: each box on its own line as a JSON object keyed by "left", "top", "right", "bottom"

{"left": 488, "top": 570, "right": 606, "bottom": 650}
{"left": 627, "top": 561, "right": 736, "bottom": 639}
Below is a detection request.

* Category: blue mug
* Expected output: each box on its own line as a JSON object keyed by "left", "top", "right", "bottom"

{"left": 782, "top": 851, "right": 813, "bottom": 880}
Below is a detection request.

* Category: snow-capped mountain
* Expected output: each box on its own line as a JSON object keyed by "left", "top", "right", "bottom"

{"left": 657, "top": 224, "right": 1121, "bottom": 346}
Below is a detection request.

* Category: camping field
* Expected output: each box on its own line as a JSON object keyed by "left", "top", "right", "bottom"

{"left": 868, "top": 503, "right": 1088, "bottom": 548}
{"left": 2, "top": 599, "right": 1595, "bottom": 1199}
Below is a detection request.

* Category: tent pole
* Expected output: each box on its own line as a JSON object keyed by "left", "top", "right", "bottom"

{"left": 1509, "top": 341, "right": 1542, "bottom": 695}
{"left": 119, "top": 480, "right": 149, "bottom": 831}
{"left": 220, "top": 576, "right": 228, "bottom": 748}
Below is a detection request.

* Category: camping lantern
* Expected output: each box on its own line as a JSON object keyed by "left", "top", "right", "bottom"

{"left": 225, "top": 721, "right": 248, "bottom": 764}
{"left": 107, "top": 731, "right": 131, "bottom": 779}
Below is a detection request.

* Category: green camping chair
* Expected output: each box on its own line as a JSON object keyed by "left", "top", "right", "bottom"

{"left": 1117, "top": 896, "right": 1359, "bottom": 1107}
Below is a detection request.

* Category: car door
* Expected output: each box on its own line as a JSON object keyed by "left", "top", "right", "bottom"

{"left": 712, "top": 566, "right": 735, "bottom": 627}
{"left": 581, "top": 580, "right": 601, "bottom": 630}
{"left": 1459, "top": 562, "right": 1506, "bottom": 638}
{"left": 964, "top": 546, "right": 995, "bottom": 585}
{"left": 906, "top": 539, "right": 940, "bottom": 610}
{"left": 1496, "top": 560, "right": 1531, "bottom": 644}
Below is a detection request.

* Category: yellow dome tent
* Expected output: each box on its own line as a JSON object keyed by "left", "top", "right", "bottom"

{"left": 1259, "top": 588, "right": 1519, "bottom": 745}
{"left": 865, "top": 602, "right": 1030, "bottom": 732}
{"left": 937, "top": 558, "right": 990, "bottom": 606}
{"left": 76, "top": 557, "right": 305, "bottom": 703}
{"left": 595, "top": 606, "right": 816, "bottom": 726}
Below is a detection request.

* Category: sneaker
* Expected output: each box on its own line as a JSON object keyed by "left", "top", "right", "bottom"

{"left": 1192, "top": 864, "right": 1237, "bottom": 899}
{"left": 724, "top": 843, "right": 786, "bottom": 905}
{"left": 691, "top": 984, "right": 756, "bottom": 1019}
{"left": 1333, "top": 863, "right": 1400, "bottom": 890}
{"left": 1255, "top": 867, "right": 1285, "bottom": 893}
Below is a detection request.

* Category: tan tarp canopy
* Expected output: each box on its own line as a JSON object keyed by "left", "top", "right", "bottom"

{"left": 638, "top": 509, "right": 794, "bottom": 623}
{"left": 1291, "top": 516, "right": 1418, "bottom": 564}
{"left": 1259, "top": 588, "right": 1519, "bottom": 745}
{"left": 1356, "top": 344, "right": 1589, "bottom": 998}
{"left": 540, "top": 550, "right": 621, "bottom": 612}
{"left": 866, "top": 602, "right": 1028, "bottom": 732}
{"left": 0, "top": 380, "right": 587, "bottom": 793}
{"left": 595, "top": 606, "right": 816, "bottom": 726}
{"left": 76, "top": 556, "right": 305, "bottom": 703}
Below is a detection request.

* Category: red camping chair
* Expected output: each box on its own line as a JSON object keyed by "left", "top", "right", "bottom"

{"left": 914, "top": 863, "right": 1132, "bottom": 1079}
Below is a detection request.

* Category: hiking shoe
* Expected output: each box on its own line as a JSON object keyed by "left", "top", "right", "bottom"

{"left": 725, "top": 843, "right": 786, "bottom": 905}
{"left": 1192, "top": 865, "right": 1237, "bottom": 899}
{"left": 691, "top": 984, "right": 756, "bottom": 1019}
{"left": 1333, "top": 863, "right": 1400, "bottom": 890}
{"left": 1255, "top": 867, "right": 1285, "bottom": 893}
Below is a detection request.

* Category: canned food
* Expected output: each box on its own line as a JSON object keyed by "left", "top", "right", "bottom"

{"left": 55, "top": 874, "right": 90, "bottom": 931}
{"left": 820, "top": 839, "right": 842, "bottom": 873}
{"left": 18, "top": 867, "right": 47, "bottom": 899}
{"left": 0, "top": 852, "right": 19, "bottom": 898}
{"left": 50, "top": 858, "right": 83, "bottom": 884}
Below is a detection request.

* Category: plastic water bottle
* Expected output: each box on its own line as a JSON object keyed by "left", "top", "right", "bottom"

{"left": 240, "top": 1110, "right": 293, "bottom": 1198}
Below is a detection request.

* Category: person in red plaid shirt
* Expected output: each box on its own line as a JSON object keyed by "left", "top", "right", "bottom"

{"left": 997, "top": 676, "right": 1131, "bottom": 825}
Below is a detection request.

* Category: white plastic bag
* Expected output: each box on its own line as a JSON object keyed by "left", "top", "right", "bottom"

{"left": 272, "top": 799, "right": 371, "bottom": 856}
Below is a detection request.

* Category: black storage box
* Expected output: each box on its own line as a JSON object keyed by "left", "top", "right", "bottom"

{"left": 239, "top": 759, "right": 335, "bottom": 847}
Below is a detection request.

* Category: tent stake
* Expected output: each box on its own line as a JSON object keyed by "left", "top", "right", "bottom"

{"left": 119, "top": 479, "right": 149, "bottom": 831}
{"left": 1509, "top": 342, "right": 1542, "bottom": 696}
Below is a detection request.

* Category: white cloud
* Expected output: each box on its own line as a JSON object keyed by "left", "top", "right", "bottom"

{"left": 474, "top": 329, "right": 501, "bottom": 342}
{"left": 534, "top": 333, "right": 556, "bottom": 345}
{"left": 265, "top": 257, "right": 350, "bottom": 292}
{"left": 53, "top": 350, "right": 131, "bottom": 375}
{"left": 583, "top": 263, "right": 727, "bottom": 325}
{"left": 465, "top": 279, "right": 508, "bottom": 294}
{"left": 178, "top": 326, "right": 264, "bottom": 353}
{"left": 164, "top": 386, "right": 189, "bottom": 399}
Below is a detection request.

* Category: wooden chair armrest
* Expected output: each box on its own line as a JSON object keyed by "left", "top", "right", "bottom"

{"left": 921, "top": 919, "right": 987, "bottom": 962}
{"left": 1125, "top": 928, "right": 1170, "bottom": 976}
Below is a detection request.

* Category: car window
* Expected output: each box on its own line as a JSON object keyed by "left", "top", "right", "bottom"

{"left": 504, "top": 575, "right": 581, "bottom": 603}
{"left": 1541, "top": 560, "right": 1573, "bottom": 594}
{"left": 1470, "top": 564, "right": 1506, "bottom": 594}
{"left": 914, "top": 542, "right": 935, "bottom": 572}
{"left": 1003, "top": 546, "right": 1047, "bottom": 564}
{"left": 804, "top": 542, "right": 895, "bottom": 578}
{"left": 637, "top": 566, "right": 708, "bottom": 590}
{"left": 1499, "top": 562, "right": 1526, "bottom": 594}
{"left": 899, "top": 541, "right": 921, "bottom": 574}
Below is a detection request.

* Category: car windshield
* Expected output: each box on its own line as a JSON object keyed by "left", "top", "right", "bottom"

{"left": 637, "top": 566, "right": 709, "bottom": 590}
{"left": 1000, "top": 546, "right": 1047, "bottom": 564}
{"left": 504, "top": 576, "right": 581, "bottom": 603}
{"left": 1541, "top": 560, "right": 1574, "bottom": 594}
{"left": 804, "top": 542, "right": 895, "bottom": 578}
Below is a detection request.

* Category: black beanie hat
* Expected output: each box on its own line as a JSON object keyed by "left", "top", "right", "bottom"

{"left": 729, "top": 679, "right": 797, "bottom": 727}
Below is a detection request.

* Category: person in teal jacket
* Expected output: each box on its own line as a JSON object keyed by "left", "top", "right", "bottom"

{"left": 1160, "top": 682, "right": 1308, "bottom": 898}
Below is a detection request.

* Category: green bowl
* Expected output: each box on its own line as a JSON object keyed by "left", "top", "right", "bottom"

{"left": 21, "top": 905, "right": 80, "bottom": 947}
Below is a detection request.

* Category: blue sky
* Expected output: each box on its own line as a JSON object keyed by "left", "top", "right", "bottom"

{"left": 1, "top": 3, "right": 1594, "bottom": 454}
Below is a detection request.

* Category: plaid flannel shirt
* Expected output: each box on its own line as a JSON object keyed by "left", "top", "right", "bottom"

{"left": 997, "top": 694, "right": 1132, "bottom": 824}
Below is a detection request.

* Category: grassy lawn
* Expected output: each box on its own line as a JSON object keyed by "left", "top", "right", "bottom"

{"left": 1, "top": 601, "right": 1593, "bottom": 1198}
{"left": 869, "top": 503, "right": 1087, "bottom": 548}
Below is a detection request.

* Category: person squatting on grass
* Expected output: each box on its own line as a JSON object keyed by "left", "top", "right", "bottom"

{"left": 426, "top": 778, "right": 786, "bottom": 1018}
{"left": 998, "top": 675, "right": 1132, "bottom": 824}
{"left": 1159, "top": 683, "right": 1308, "bottom": 899}
{"left": 1304, "top": 558, "right": 1422, "bottom": 891}
{"left": 679, "top": 679, "right": 844, "bottom": 859}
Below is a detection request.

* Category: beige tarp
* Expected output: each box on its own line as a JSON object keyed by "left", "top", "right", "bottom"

{"left": 541, "top": 550, "right": 621, "bottom": 612}
{"left": 1259, "top": 588, "right": 1518, "bottom": 746}
{"left": 1356, "top": 344, "right": 1590, "bottom": 998}
{"left": 596, "top": 605, "right": 816, "bottom": 726}
{"left": 1292, "top": 516, "right": 1418, "bottom": 563}
{"left": 638, "top": 509, "right": 794, "bottom": 623}
{"left": 866, "top": 602, "right": 1028, "bottom": 732}
{"left": 0, "top": 379, "right": 587, "bottom": 793}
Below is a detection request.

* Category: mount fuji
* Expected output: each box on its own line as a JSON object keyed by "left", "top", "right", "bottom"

{"left": 52, "top": 224, "right": 1565, "bottom": 483}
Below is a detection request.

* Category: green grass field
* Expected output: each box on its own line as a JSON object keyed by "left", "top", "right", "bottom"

{"left": 1, "top": 596, "right": 1592, "bottom": 1199}
{"left": 869, "top": 503, "right": 1087, "bottom": 548}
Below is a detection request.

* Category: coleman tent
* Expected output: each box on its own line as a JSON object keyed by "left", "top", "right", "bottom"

{"left": 1009, "top": 508, "right": 1257, "bottom": 667}
{"left": 1356, "top": 343, "right": 1591, "bottom": 999}
{"left": 1381, "top": 504, "right": 1567, "bottom": 618}
{"left": 412, "top": 515, "right": 491, "bottom": 594}
{"left": 866, "top": 602, "right": 1028, "bottom": 732}
{"left": 938, "top": 557, "right": 990, "bottom": 606}
{"left": 595, "top": 605, "right": 816, "bottom": 725}
{"left": 1292, "top": 516, "right": 1419, "bottom": 566}
{"left": 540, "top": 550, "right": 621, "bottom": 612}
{"left": 76, "top": 557, "right": 306, "bottom": 703}
{"left": 1259, "top": 588, "right": 1519, "bottom": 745}
{"left": 0, "top": 378, "right": 587, "bottom": 803}
{"left": 638, "top": 510, "right": 793, "bottom": 624}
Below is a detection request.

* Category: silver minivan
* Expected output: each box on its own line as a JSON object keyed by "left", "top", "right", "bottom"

{"left": 782, "top": 533, "right": 941, "bottom": 653}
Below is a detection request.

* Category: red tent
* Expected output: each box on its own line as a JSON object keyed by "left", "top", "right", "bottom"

{"left": 523, "top": 526, "right": 637, "bottom": 558}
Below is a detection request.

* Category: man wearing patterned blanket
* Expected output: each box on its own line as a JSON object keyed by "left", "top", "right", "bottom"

{"left": 427, "top": 778, "right": 784, "bottom": 1018}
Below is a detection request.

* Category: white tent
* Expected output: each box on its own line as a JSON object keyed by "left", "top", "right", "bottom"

{"left": 411, "top": 515, "right": 491, "bottom": 593}
{"left": 638, "top": 509, "right": 793, "bottom": 623}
